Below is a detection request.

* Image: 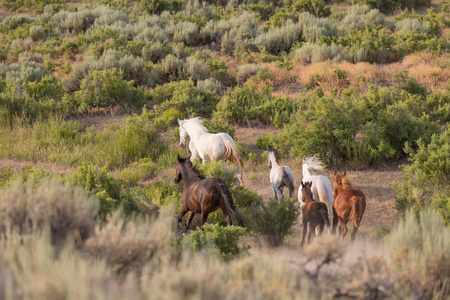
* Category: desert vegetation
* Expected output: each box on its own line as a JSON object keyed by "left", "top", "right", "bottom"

{"left": 0, "top": 0, "right": 449, "bottom": 298}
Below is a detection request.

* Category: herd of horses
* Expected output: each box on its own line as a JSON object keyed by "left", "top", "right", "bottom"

{"left": 175, "top": 117, "right": 366, "bottom": 244}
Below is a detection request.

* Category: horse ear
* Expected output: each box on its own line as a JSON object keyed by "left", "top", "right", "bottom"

{"left": 177, "top": 154, "right": 181, "bottom": 161}
{"left": 333, "top": 170, "right": 337, "bottom": 176}
{"left": 343, "top": 171, "right": 346, "bottom": 176}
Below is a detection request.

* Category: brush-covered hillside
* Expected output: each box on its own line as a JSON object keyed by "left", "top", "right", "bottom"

{"left": 0, "top": 0, "right": 449, "bottom": 299}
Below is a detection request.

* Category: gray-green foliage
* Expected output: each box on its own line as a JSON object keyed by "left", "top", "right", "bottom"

{"left": 387, "top": 208, "right": 450, "bottom": 299}
{"left": 64, "top": 50, "right": 147, "bottom": 92}
{"left": 293, "top": 42, "right": 347, "bottom": 63}
{"left": 185, "top": 56, "right": 209, "bottom": 82}
{"left": 0, "top": 179, "right": 97, "bottom": 245}
{"left": 298, "top": 12, "right": 337, "bottom": 42}
{"left": 254, "top": 20, "right": 302, "bottom": 54}
{"left": 0, "top": 61, "right": 54, "bottom": 86}
{"left": 340, "top": 5, "right": 385, "bottom": 31}
{"left": 395, "top": 17, "right": 431, "bottom": 33}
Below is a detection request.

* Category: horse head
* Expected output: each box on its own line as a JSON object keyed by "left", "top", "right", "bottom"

{"left": 300, "top": 181, "right": 313, "bottom": 203}
{"left": 174, "top": 154, "right": 185, "bottom": 183}
{"left": 332, "top": 171, "right": 346, "bottom": 198}
{"left": 178, "top": 119, "right": 189, "bottom": 148}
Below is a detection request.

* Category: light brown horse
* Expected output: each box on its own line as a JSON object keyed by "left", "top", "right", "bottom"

{"left": 175, "top": 155, "right": 244, "bottom": 232}
{"left": 331, "top": 171, "right": 366, "bottom": 242}
{"left": 300, "top": 181, "right": 330, "bottom": 246}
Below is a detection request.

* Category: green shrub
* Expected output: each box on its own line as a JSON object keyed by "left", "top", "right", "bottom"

{"left": 294, "top": 0, "right": 331, "bottom": 17}
{"left": 214, "top": 83, "right": 295, "bottom": 127}
{"left": 246, "top": 198, "right": 299, "bottom": 247}
{"left": 293, "top": 42, "right": 347, "bottom": 64}
{"left": 152, "top": 80, "right": 219, "bottom": 118}
{"left": 142, "top": 41, "right": 169, "bottom": 63}
{"left": 74, "top": 68, "right": 151, "bottom": 111}
{"left": 144, "top": 180, "right": 181, "bottom": 209}
{"left": 197, "top": 78, "right": 223, "bottom": 94}
{"left": 69, "top": 164, "right": 121, "bottom": 220}
{"left": 184, "top": 223, "right": 249, "bottom": 261}
{"left": 394, "top": 127, "right": 450, "bottom": 225}
{"left": 185, "top": 56, "right": 209, "bottom": 82}
{"left": 196, "top": 160, "right": 239, "bottom": 188}
{"left": 0, "top": 179, "right": 97, "bottom": 245}
{"left": 255, "top": 20, "right": 301, "bottom": 54}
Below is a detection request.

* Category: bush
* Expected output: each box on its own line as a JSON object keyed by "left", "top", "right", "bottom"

{"left": 85, "top": 208, "right": 174, "bottom": 274}
{"left": 340, "top": 5, "right": 385, "bottom": 31}
{"left": 29, "top": 25, "right": 46, "bottom": 41}
{"left": 293, "top": 42, "right": 347, "bottom": 64}
{"left": 152, "top": 80, "right": 219, "bottom": 118}
{"left": 196, "top": 160, "right": 239, "bottom": 188}
{"left": 214, "top": 83, "right": 295, "bottom": 127}
{"left": 394, "top": 127, "right": 450, "bottom": 225}
{"left": 69, "top": 164, "right": 121, "bottom": 220}
{"left": 184, "top": 223, "right": 248, "bottom": 261}
{"left": 387, "top": 208, "right": 449, "bottom": 298}
{"left": 0, "top": 179, "right": 97, "bottom": 245}
{"left": 74, "top": 68, "right": 151, "bottom": 110}
{"left": 247, "top": 198, "right": 299, "bottom": 247}
{"left": 197, "top": 78, "right": 223, "bottom": 94}
{"left": 185, "top": 56, "right": 209, "bottom": 82}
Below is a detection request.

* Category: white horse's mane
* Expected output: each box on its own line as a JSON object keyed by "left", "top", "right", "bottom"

{"left": 183, "top": 117, "right": 209, "bottom": 135}
{"left": 302, "top": 156, "right": 324, "bottom": 172}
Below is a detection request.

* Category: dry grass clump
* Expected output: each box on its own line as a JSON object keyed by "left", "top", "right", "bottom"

{"left": 84, "top": 207, "right": 175, "bottom": 275}
{"left": 0, "top": 230, "right": 132, "bottom": 300}
{"left": 0, "top": 179, "right": 97, "bottom": 245}
{"left": 387, "top": 209, "right": 450, "bottom": 299}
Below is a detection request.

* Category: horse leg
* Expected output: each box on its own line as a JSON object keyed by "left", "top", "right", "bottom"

{"left": 340, "top": 221, "right": 348, "bottom": 239}
{"left": 308, "top": 222, "right": 315, "bottom": 243}
{"left": 200, "top": 212, "right": 209, "bottom": 230}
{"left": 319, "top": 221, "right": 325, "bottom": 235}
{"left": 177, "top": 205, "right": 189, "bottom": 229}
{"left": 300, "top": 221, "right": 308, "bottom": 246}
{"left": 272, "top": 185, "right": 278, "bottom": 201}
{"left": 273, "top": 185, "right": 283, "bottom": 201}
{"left": 185, "top": 211, "right": 195, "bottom": 231}
{"left": 219, "top": 203, "right": 231, "bottom": 226}
{"left": 331, "top": 207, "right": 339, "bottom": 235}
{"left": 351, "top": 225, "right": 358, "bottom": 243}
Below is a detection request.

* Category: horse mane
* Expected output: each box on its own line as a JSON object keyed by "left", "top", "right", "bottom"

{"left": 185, "top": 160, "right": 206, "bottom": 179}
{"left": 184, "top": 117, "right": 209, "bottom": 134}
{"left": 268, "top": 148, "right": 280, "bottom": 163}
{"left": 303, "top": 156, "right": 324, "bottom": 172}
{"left": 341, "top": 176, "right": 352, "bottom": 190}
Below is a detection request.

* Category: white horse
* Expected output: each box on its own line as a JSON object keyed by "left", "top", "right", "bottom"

{"left": 268, "top": 149, "right": 295, "bottom": 200}
{"left": 178, "top": 117, "right": 244, "bottom": 186}
{"left": 298, "top": 156, "right": 334, "bottom": 226}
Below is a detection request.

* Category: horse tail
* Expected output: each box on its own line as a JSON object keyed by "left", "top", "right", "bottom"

{"left": 282, "top": 167, "right": 294, "bottom": 197}
{"left": 218, "top": 182, "right": 244, "bottom": 226}
{"left": 319, "top": 207, "right": 330, "bottom": 227}
{"left": 223, "top": 140, "right": 244, "bottom": 170}
{"left": 351, "top": 196, "right": 365, "bottom": 228}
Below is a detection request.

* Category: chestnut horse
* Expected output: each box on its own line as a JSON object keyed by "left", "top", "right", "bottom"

{"left": 332, "top": 171, "right": 366, "bottom": 242}
{"left": 175, "top": 155, "right": 244, "bottom": 232}
{"left": 300, "top": 181, "right": 330, "bottom": 246}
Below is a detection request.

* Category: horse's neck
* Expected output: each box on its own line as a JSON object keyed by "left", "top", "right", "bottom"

{"left": 268, "top": 153, "right": 280, "bottom": 168}
{"left": 181, "top": 166, "right": 201, "bottom": 186}
{"left": 303, "top": 193, "right": 315, "bottom": 204}
{"left": 303, "top": 168, "right": 316, "bottom": 178}
{"left": 186, "top": 124, "right": 207, "bottom": 140}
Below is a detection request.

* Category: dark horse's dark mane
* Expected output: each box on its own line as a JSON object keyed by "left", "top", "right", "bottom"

{"left": 181, "top": 158, "right": 206, "bottom": 179}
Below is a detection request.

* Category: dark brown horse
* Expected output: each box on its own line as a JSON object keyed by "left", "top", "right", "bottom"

{"left": 175, "top": 155, "right": 244, "bottom": 232}
{"left": 300, "top": 181, "right": 330, "bottom": 246}
{"left": 332, "top": 171, "right": 366, "bottom": 243}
